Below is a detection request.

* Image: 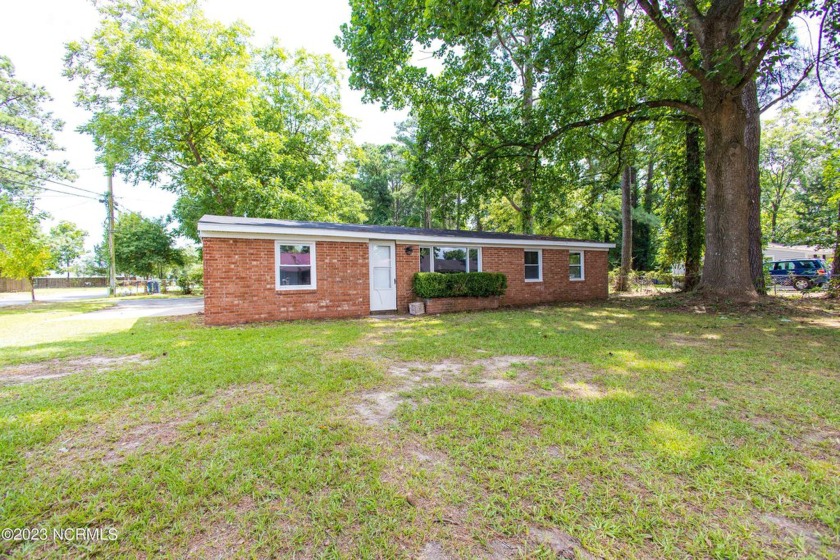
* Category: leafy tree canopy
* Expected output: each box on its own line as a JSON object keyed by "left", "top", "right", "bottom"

{"left": 0, "top": 197, "right": 52, "bottom": 300}
{"left": 0, "top": 55, "right": 75, "bottom": 204}
{"left": 112, "top": 211, "right": 179, "bottom": 278}
{"left": 66, "top": 0, "right": 366, "bottom": 239}
{"left": 48, "top": 220, "right": 87, "bottom": 278}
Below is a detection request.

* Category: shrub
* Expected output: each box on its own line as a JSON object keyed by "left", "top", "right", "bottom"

{"left": 413, "top": 272, "right": 507, "bottom": 298}
{"left": 176, "top": 263, "right": 203, "bottom": 295}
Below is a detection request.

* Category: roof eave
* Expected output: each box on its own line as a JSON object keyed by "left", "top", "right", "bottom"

{"left": 197, "top": 222, "right": 616, "bottom": 250}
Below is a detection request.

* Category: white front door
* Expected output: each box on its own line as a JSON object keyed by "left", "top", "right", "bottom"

{"left": 369, "top": 241, "right": 397, "bottom": 311}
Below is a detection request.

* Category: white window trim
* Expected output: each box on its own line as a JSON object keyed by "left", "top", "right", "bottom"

{"left": 569, "top": 250, "right": 585, "bottom": 281}
{"left": 524, "top": 249, "right": 542, "bottom": 282}
{"left": 420, "top": 246, "right": 482, "bottom": 273}
{"left": 275, "top": 240, "right": 317, "bottom": 291}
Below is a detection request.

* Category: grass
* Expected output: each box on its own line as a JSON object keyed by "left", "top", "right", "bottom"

{"left": 0, "top": 295, "right": 838, "bottom": 558}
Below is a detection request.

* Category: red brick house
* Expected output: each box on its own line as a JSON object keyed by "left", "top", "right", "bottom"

{"left": 198, "top": 215, "right": 614, "bottom": 325}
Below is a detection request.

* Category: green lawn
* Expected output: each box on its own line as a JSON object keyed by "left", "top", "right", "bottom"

{"left": 0, "top": 296, "right": 838, "bottom": 559}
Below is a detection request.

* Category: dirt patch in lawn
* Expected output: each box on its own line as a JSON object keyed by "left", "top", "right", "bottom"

{"left": 354, "top": 356, "right": 539, "bottom": 425}
{"left": 30, "top": 382, "right": 271, "bottom": 470}
{"left": 665, "top": 333, "right": 709, "bottom": 347}
{"left": 186, "top": 496, "right": 255, "bottom": 559}
{"left": 101, "top": 419, "right": 187, "bottom": 465}
{"left": 416, "top": 527, "right": 598, "bottom": 559}
{"left": 0, "top": 354, "right": 153, "bottom": 384}
{"left": 353, "top": 356, "right": 618, "bottom": 425}
{"left": 760, "top": 513, "right": 838, "bottom": 555}
{"left": 352, "top": 355, "right": 608, "bottom": 560}
{"left": 44, "top": 412, "right": 195, "bottom": 469}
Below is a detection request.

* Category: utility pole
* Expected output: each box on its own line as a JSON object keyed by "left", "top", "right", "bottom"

{"left": 107, "top": 173, "right": 116, "bottom": 297}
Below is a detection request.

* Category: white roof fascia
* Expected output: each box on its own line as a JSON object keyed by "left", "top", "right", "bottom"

{"left": 198, "top": 223, "right": 615, "bottom": 250}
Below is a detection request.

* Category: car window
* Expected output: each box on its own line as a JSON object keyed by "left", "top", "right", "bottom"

{"left": 798, "top": 260, "right": 816, "bottom": 269}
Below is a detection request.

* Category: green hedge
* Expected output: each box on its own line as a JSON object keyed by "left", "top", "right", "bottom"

{"left": 413, "top": 272, "right": 507, "bottom": 298}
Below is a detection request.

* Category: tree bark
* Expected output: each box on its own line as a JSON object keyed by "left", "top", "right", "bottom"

{"left": 770, "top": 206, "right": 779, "bottom": 243}
{"left": 684, "top": 122, "right": 704, "bottom": 292}
{"left": 519, "top": 35, "right": 535, "bottom": 235}
{"left": 617, "top": 165, "right": 633, "bottom": 291}
{"left": 29, "top": 277, "right": 35, "bottom": 302}
{"left": 833, "top": 199, "right": 840, "bottom": 278}
{"left": 696, "top": 89, "right": 758, "bottom": 301}
{"left": 643, "top": 161, "right": 654, "bottom": 213}
{"left": 744, "top": 79, "right": 765, "bottom": 294}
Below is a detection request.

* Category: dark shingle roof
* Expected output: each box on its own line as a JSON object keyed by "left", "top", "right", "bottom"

{"left": 198, "top": 215, "right": 610, "bottom": 245}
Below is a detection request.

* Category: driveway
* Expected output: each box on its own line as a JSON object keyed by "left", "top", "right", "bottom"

{"left": 0, "top": 288, "right": 109, "bottom": 307}
{"left": 70, "top": 297, "right": 204, "bottom": 320}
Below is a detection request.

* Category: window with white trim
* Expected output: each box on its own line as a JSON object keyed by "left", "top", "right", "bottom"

{"left": 419, "top": 246, "right": 481, "bottom": 273}
{"left": 569, "top": 251, "right": 584, "bottom": 280}
{"left": 276, "top": 242, "right": 316, "bottom": 290}
{"left": 524, "top": 250, "right": 542, "bottom": 282}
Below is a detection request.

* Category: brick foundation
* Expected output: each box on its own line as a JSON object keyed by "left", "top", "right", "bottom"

{"left": 424, "top": 296, "right": 500, "bottom": 314}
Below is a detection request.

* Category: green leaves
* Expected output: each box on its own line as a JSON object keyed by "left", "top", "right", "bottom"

{"left": 66, "top": 0, "right": 364, "bottom": 239}
{"left": 111, "top": 211, "right": 177, "bottom": 278}
{"left": 48, "top": 220, "right": 87, "bottom": 276}
{"left": 0, "top": 55, "right": 76, "bottom": 204}
{"left": 413, "top": 271, "right": 508, "bottom": 298}
{"left": 0, "top": 198, "right": 52, "bottom": 283}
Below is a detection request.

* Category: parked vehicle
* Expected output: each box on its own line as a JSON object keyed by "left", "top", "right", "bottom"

{"left": 766, "top": 259, "right": 832, "bottom": 290}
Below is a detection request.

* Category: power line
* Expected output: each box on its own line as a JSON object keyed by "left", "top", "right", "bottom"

{"left": 0, "top": 177, "right": 102, "bottom": 201}
{"left": 0, "top": 164, "right": 105, "bottom": 196}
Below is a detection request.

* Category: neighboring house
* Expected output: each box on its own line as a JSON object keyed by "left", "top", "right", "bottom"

{"left": 198, "top": 215, "right": 615, "bottom": 325}
{"left": 764, "top": 243, "right": 834, "bottom": 263}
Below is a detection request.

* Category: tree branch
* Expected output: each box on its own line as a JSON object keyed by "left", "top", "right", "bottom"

{"left": 636, "top": 0, "right": 708, "bottom": 83}
{"left": 673, "top": 0, "right": 705, "bottom": 44}
{"left": 535, "top": 99, "right": 702, "bottom": 152}
{"left": 759, "top": 60, "right": 814, "bottom": 113}
{"left": 737, "top": 0, "right": 802, "bottom": 90}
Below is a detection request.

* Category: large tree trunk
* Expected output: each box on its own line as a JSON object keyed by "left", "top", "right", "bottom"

{"left": 685, "top": 122, "right": 704, "bottom": 291}
{"left": 616, "top": 165, "right": 633, "bottom": 291}
{"left": 743, "top": 79, "right": 765, "bottom": 294}
{"left": 696, "top": 90, "right": 758, "bottom": 301}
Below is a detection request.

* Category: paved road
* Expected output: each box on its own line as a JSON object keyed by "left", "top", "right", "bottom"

{"left": 0, "top": 288, "right": 109, "bottom": 307}
{"left": 67, "top": 297, "right": 204, "bottom": 320}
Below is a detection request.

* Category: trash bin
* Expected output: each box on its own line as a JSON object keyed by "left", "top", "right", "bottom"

{"left": 146, "top": 280, "right": 161, "bottom": 294}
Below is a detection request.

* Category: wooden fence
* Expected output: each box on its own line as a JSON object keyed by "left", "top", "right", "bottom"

{"left": 0, "top": 278, "right": 30, "bottom": 292}
{"left": 0, "top": 277, "right": 116, "bottom": 292}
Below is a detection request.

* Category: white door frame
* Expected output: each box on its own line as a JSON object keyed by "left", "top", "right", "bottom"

{"left": 369, "top": 241, "right": 397, "bottom": 312}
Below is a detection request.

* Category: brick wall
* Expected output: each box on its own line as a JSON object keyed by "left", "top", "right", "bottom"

{"left": 396, "top": 244, "right": 420, "bottom": 312}
{"left": 203, "top": 237, "right": 609, "bottom": 324}
{"left": 203, "top": 238, "right": 370, "bottom": 325}
{"left": 480, "top": 247, "right": 608, "bottom": 307}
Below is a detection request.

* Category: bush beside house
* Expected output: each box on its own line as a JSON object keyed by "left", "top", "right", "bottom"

{"left": 413, "top": 272, "right": 507, "bottom": 299}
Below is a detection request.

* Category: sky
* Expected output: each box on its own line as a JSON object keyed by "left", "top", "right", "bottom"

{"left": 0, "top": 0, "right": 405, "bottom": 250}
